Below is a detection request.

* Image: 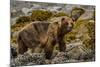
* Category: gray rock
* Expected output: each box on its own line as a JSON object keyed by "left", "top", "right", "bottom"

{"left": 65, "top": 42, "right": 94, "bottom": 61}
{"left": 11, "top": 53, "right": 46, "bottom": 66}
{"left": 51, "top": 52, "right": 68, "bottom": 64}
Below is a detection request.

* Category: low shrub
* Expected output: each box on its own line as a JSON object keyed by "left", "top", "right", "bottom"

{"left": 64, "top": 32, "right": 76, "bottom": 43}
{"left": 83, "top": 22, "right": 95, "bottom": 50}
{"left": 53, "top": 12, "right": 68, "bottom": 17}
{"left": 16, "top": 16, "right": 31, "bottom": 23}
{"left": 31, "top": 10, "right": 53, "bottom": 21}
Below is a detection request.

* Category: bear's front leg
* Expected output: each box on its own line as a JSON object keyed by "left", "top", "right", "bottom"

{"left": 18, "top": 40, "right": 28, "bottom": 54}
{"left": 44, "top": 37, "right": 56, "bottom": 59}
{"left": 58, "top": 37, "right": 66, "bottom": 52}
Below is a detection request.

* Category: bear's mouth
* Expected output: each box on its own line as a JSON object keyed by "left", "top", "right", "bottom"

{"left": 66, "top": 27, "right": 73, "bottom": 32}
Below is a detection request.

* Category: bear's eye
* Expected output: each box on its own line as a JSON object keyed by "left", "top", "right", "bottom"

{"left": 66, "top": 22, "right": 68, "bottom": 25}
{"left": 71, "top": 23, "right": 74, "bottom": 26}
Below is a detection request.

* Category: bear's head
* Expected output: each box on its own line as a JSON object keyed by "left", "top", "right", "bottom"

{"left": 59, "top": 8, "right": 85, "bottom": 35}
{"left": 60, "top": 17, "right": 74, "bottom": 33}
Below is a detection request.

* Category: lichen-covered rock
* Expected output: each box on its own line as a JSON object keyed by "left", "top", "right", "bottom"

{"left": 65, "top": 42, "right": 94, "bottom": 61}
{"left": 11, "top": 53, "right": 46, "bottom": 66}
{"left": 51, "top": 52, "right": 68, "bottom": 64}
{"left": 30, "top": 53, "right": 46, "bottom": 64}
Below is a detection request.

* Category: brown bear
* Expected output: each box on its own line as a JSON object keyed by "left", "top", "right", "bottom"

{"left": 17, "top": 8, "right": 85, "bottom": 59}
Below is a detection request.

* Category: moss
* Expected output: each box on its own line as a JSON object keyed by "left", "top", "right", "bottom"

{"left": 53, "top": 12, "right": 68, "bottom": 17}
{"left": 16, "top": 16, "right": 31, "bottom": 23}
{"left": 64, "top": 32, "right": 76, "bottom": 43}
{"left": 75, "top": 20, "right": 95, "bottom": 50}
{"left": 31, "top": 10, "right": 53, "bottom": 21}
{"left": 74, "top": 21, "right": 83, "bottom": 29}
{"left": 11, "top": 37, "right": 17, "bottom": 44}
{"left": 84, "top": 21, "right": 95, "bottom": 50}
{"left": 11, "top": 22, "right": 28, "bottom": 32}
{"left": 31, "top": 10, "right": 69, "bottom": 21}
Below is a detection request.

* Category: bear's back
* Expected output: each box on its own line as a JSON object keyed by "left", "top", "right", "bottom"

{"left": 18, "top": 21, "right": 50, "bottom": 48}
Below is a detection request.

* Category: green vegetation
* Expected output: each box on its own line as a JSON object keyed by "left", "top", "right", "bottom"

{"left": 83, "top": 22, "right": 95, "bottom": 50}
{"left": 11, "top": 22, "right": 29, "bottom": 32}
{"left": 53, "top": 12, "right": 68, "bottom": 17}
{"left": 31, "top": 10, "right": 68, "bottom": 21}
{"left": 64, "top": 32, "right": 76, "bottom": 43}
{"left": 31, "top": 10, "right": 53, "bottom": 21}
{"left": 11, "top": 37, "right": 17, "bottom": 44}
{"left": 16, "top": 16, "right": 31, "bottom": 23}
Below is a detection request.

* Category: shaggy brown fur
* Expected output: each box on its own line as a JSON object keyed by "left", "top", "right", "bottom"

{"left": 44, "top": 17, "right": 74, "bottom": 59}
